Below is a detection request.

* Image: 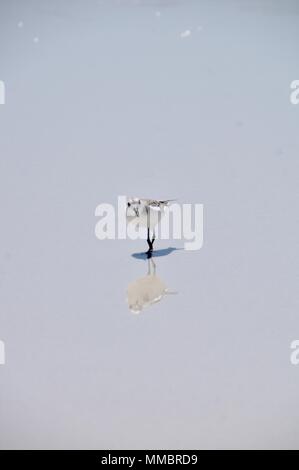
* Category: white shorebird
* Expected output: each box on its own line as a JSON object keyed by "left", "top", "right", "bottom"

{"left": 126, "top": 198, "right": 174, "bottom": 253}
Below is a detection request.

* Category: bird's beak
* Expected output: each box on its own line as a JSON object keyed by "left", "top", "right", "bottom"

{"left": 134, "top": 207, "right": 139, "bottom": 217}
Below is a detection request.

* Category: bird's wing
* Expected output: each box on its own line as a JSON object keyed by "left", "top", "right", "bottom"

{"left": 140, "top": 198, "right": 176, "bottom": 207}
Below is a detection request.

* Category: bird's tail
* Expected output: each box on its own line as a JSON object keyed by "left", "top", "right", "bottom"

{"left": 159, "top": 199, "right": 176, "bottom": 205}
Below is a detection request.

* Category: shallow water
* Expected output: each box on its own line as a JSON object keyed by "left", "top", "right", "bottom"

{"left": 0, "top": 0, "right": 299, "bottom": 449}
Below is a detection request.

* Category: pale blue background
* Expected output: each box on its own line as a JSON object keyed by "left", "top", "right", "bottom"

{"left": 0, "top": 0, "right": 299, "bottom": 449}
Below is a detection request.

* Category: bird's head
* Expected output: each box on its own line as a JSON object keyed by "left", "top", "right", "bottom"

{"left": 126, "top": 197, "right": 141, "bottom": 217}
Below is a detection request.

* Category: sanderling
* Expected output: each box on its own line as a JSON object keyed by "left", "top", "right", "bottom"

{"left": 126, "top": 197, "right": 175, "bottom": 253}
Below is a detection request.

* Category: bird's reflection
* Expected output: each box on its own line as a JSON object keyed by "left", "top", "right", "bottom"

{"left": 127, "top": 249, "right": 178, "bottom": 314}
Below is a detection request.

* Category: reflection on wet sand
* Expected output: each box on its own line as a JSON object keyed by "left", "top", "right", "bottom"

{"left": 127, "top": 257, "right": 176, "bottom": 314}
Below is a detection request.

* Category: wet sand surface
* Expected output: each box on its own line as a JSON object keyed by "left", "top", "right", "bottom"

{"left": 0, "top": 0, "right": 299, "bottom": 449}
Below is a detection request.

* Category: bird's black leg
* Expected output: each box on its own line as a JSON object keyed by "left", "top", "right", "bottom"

{"left": 147, "top": 227, "right": 153, "bottom": 253}
{"left": 151, "top": 229, "right": 155, "bottom": 248}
